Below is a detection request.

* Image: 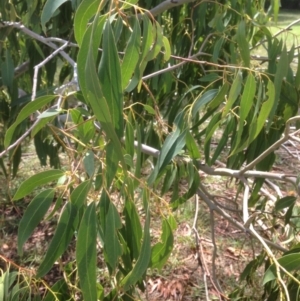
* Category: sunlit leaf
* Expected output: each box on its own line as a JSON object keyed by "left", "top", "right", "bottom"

{"left": 41, "top": 0, "right": 69, "bottom": 32}
{"left": 263, "top": 254, "right": 300, "bottom": 284}
{"left": 13, "top": 169, "right": 64, "bottom": 200}
{"left": 5, "top": 95, "right": 57, "bottom": 148}
{"left": 121, "top": 19, "right": 141, "bottom": 90}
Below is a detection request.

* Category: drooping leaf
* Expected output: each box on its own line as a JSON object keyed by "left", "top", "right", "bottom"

{"left": 222, "top": 72, "right": 243, "bottom": 118}
{"left": 121, "top": 19, "right": 141, "bottom": 90}
{"left": 79, "top": 14, "right": 127, "bottom": 171}
{"left": 98, "top": 21, "right": 124, "bottom": 138}
{"left": 83, "top": 150, "right": 95, "bottom": 177}
{"left": 76, "top": 202, "right": 98, "bottom": 301}
{"left": 237, "top": 20, "right": 250, "bottom": 67}
{"left": 121, "top": 208, "right": 151, "bottom": 291}
{"left": 148, "top": 129, "right": 186, "bottom": 185}
{"left": 267, "top": 46, "right": 288, "bottom": 128}
{"left": 192, "top": 89, "right": 218, "bottom": 118}
{"left": 74, "top": 0, "right": 101, "bottom": 46}
{"left": 5, "top": 95, "right": 57, "bottom": 148}
{"left": 249, "top": 80, "right": 275, "bottom": 143}
{"left": 275, "top": 196, "right": 297, "bottom": 211}
{"left": 263, "top": 254, "right": 300, "bottom": 284}
{"left": 36, "top": 202, "right": 78, "bottom": 277}
{"left": 104, "top": 201, "right": 123, "bottom": 272}
{"left": 13, "top": 169, "right": 64, "bottom": 200}
{"left": 1, "top": 49, "right": 14, "bottom": 92}
{"left": 18, "top": 189, "right": 55, "bottom": 255}
{"left": 70, "top": 180, "right": 91, "bottom": 209}
{"left": 231, "top": 73, "right": 256, "bottom": 154}
{"left": 185, "top": 131, "right": 201, "bottom": 159}
{"left": 43, "top": 279, "right": 70, "bottom": 301}
{"left": 150, "top": 218, "right": 173, "bottom": 270}
{"left": 123, "top": 199, "right": 142, "bottom": 260}
{"left": 41, "top": 0, "right": 69, "bottom": 32}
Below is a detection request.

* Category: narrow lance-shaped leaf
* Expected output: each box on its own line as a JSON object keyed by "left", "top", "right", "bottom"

{"left": 98, "top": 21, "right": 124, "bottom": 138}
{"left": 150, "top": 218, "right": 173, "bottom": 270}
{"left": 249, "top": 80, "right": 275, "bottom": 143}
{"left": 5, "top": 95, "right": 57, "bottom": 148}
{"left": 78, "top": 13, "right": 127, "bottom": 171}
{"left": 18, "top": 189, "right": 55, "bottom": 255}
{"left": 222, "top": 72, "right": 242, "bottom": 118}
{"left": 41, "top": 0, "right": 69, "bottom": 32}
{"left": 74, "top": 0, "right": 101, "bottom": 46}
{"left": 231, "top": 73, "right": 256, "bottom": 155}
{"left": 121, "top": 207, "right": 151, "bottom": 291}
{"left": 267, "top": 46, "right": 288, "bottom": 128}
{"left": 121, "top": 19, "right": 141, "bottom": 90}
{"left": 263, "top": 253, "right": 300, "bottom": 284}
{"left": 76, "top": 202, "right": 98, "bottom": 301}
{"left": 124, "top": 199, "right": 142, "bottom": 260}
{"left": 237, "top": 20, "right": 250, "bottom": 67}
{"left": 1, "top": 49, "right": 14, "bottom": 92}
{"left": 70, "top": 180, "right": 91, "bottom": 209}
{"left": 104, "top": 201, "right": 123, "bottom": 272}
{"left": 148, "top": 128, "right": 186, "bottom": 185}
{"left": 36, "top": 202, "right": 78, "bottom": 277}
{"left": 13, "top": 169, "right": 64, "bottom": 200}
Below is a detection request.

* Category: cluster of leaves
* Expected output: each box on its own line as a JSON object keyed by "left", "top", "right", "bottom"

{"left": 1, "top": 0, "right": 300, "bottom": 299}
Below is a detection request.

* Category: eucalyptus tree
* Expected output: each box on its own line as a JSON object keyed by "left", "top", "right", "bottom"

{"left": 1, "top": 0, "right": 300, "bottom": 299}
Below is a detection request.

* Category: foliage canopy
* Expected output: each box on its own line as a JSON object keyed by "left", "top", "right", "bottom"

{"left": 1, "top": 0, "right": 300, "bottom": 299}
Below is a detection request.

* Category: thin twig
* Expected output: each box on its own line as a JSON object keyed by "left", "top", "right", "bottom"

{"left": 32, "top": 42, "right": 69, "bottom": 101}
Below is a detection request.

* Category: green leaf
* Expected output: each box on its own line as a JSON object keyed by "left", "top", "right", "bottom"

{"left": 231, "top": 73, "right": 256, "bottom": 155}
{"left": 13, "top": 169, "right": 64, "bottom": 200}
{"left": 5, "top": 95, "right": 57, "bottom": 148}
{"left": 98, "top": 21, "right": 124, "bottom": 138}
{"left": 249, "top": 80, "right": 275, "bottom": 142}
{"left": 77, "top": 15, "right": 105, "bottom": 96}
{"left": 162, "top": 36, "right": 171, "bottom": 61}
{"left": 263, "top": 254, "right": 300, "bottom": 284}
{"left": 222, "top": 72, "right": 242, "bottom": 118}
{"left": 123, "top": 199, "right": 142, "bottom": 260}
{"left": 148, "top": 129, "right": 186, "bottom": 185}
{"left": 79, "top": 15, "right": 127, "bottom": 171}
{"left": 104, "top": 201, "right": 122, "bottom": 272}
{"left": 41, "top": 0, "right": 69, "bottom": 32}
{"left": 267, "top": 46, "right": 288, "bottom": 128}
{"left": 43, "top": 279, "right": 70, "bottom": 301}
{"left": 1, "top": 49, "right": 14, "bottom": 92}
{"left": 121, "top": 19, "right": 141, "bottom": 90}
{"left": 37, "top": 202, "right": 78, "bottom": 277}
{"left": 275, "top": 196, "right": 297, "bottom": 211}
{"left": 37, "top": 108, "right": 61, "bottom": 119}
{"left": 237, "top": 20, "right": 250, "bottom": 67}
{"left": 70, "top": 180, "right": 91, "bottom": 209}
{"left": 121, "top": 208, "right": 151, "bottom": 291}
{"left": 144, "top": 105, "right": 156, "bottom": 115}
{"left": 185, "top": 131, "right": 201, "bottom": 159}
{"left": 207, "top": 82, "right": 229, "bottom": 111}
{"left": 192, "top": 89, "right": 218, "bottom": 118}
{"left": 76, "top": 202, "right": 98, "bottom": 301}
{"left": 18, "top": 189, "right": 55, "bottom": 255}
{"left": 83, "top": 150, "right": 95, "bottom": 177}
{"left": 74, "top": 0, "right": 101, "bottom": 46}
{"left": 151, "top": 219, "right": 173, "bottom": 270}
